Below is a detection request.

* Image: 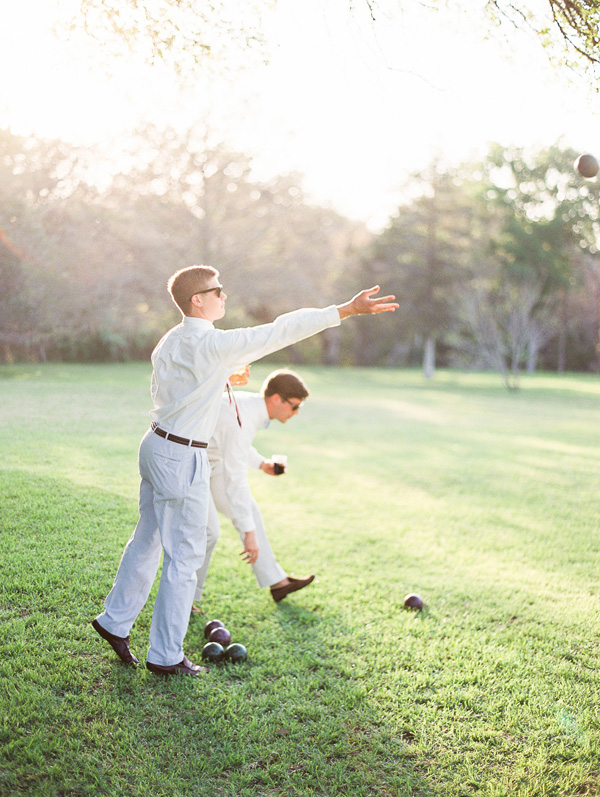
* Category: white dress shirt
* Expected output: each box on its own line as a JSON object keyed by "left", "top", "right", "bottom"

{"left": 149, "top": 306, "right": 340, "bottom": 441}
{"left": 208, "top": 393, "right": 270, "bottom": 534}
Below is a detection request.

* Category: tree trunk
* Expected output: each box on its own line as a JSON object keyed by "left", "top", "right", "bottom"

{"left": 557, "top": 294, "right": 567, "bottom": 373}
{"left": 526, "top": 335, "right": 539, "bottom": 374}
{"left": 321, "top": 328, "right": 340, "bottom": 366}
{"left": 423, "top": 335, "right": 435, "bottom": 379}
{"left": 557, "top": 328, "right": 566, "bottom": 373}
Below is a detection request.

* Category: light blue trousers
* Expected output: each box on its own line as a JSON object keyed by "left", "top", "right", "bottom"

{"left": 96, "top": 428, "right": 210, "bottom": 666}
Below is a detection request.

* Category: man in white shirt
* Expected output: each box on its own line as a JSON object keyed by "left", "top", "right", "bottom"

{"left": 193, "top": 369, "right": 314, "bottom": 610}
{"left": 92, "top": 264, "right": 397, "bottom": 676}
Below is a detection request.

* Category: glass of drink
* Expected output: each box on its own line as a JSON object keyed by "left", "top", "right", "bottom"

{"left": 271, "top": 454, "right": 288, "bottom": 475}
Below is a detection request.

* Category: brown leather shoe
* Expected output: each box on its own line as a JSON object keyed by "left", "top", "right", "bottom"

{"left": 271, "top": 575, "right": 315, "bottom": 603}
{"left": 146, "top": 655, "right": 209, "bottom": 677}
{"left": 92, "top": 619, "right": 139, "bottom": 666}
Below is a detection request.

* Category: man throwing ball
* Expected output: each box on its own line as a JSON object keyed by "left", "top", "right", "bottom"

{"left": 92, "top": 265, "right": 397, "bottom": 676}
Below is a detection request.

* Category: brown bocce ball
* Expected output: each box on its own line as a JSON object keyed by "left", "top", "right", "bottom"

{"left": 403, "top": 593, "right": 424, "bottom": 611}
{"left": 575, "top": 153, "right": 599, "bottom": 179}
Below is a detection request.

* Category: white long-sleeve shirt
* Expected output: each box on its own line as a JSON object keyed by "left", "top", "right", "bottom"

{"left": 208, "top": 393, "right": 270, "bottom": 533}
{"left": 149, "top": 305, "right": 340, "bottom": 441}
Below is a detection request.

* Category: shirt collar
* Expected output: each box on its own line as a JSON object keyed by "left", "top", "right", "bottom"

{"left": 182, "top": 316, "right": 214, "bottom": 329}
{"left": 259, "top": 396, "right": 271, "bottom": 429}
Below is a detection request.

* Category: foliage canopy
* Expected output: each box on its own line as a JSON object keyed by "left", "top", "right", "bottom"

{"left": 73, "top": 0, "right": 600, "bottom": 78}
{"left": 490, "top": 0, "right": 600, "bottom": 68}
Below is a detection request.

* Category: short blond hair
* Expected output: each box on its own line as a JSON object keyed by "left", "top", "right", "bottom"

{"left": 167, "top": 265, "right": 219, "bottom": 315}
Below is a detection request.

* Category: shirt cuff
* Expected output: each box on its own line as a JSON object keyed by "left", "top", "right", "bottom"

{"left": 235, "top": 517, "right": 256, "bottom": 534}
{"left": 248, "top": 448, "right": 264, "bottom": 471}
{"left": 324, "top": 304, "right": 342, "bottom": 327}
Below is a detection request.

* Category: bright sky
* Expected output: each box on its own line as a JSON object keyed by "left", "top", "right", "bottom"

{"left": 1, "top": 0, "right": 599, "bottom": 229}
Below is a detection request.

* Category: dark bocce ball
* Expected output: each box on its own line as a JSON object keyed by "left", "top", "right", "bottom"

{"left": 403, "top": 593, "right": 424, "bottom": 611}
{"left": 203, "top": 619, "right": 225, "bottom": 639}
{"left": 575, "top": 153, "right": 599, "bottom": 179}
{"left": 202, "top": 642, "right": 225, "bottom": 662}
{"left": 209, "top": 625, "right": 232, "bottom": 647}
{"left": 225, "top": 643, "right": 248, "bottom": 663}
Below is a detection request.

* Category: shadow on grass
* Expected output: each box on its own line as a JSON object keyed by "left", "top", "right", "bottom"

{"left": 0, "top": 469, "right": 436, "bottom": 797}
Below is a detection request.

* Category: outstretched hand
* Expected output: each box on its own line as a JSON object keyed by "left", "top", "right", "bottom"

{"left": 337, "top": 286, "right": 398, "bottom": 319}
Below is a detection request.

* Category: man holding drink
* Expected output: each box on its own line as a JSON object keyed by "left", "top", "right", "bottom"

{"left": 193, "top": 369, "right": 316, "bottom": 609}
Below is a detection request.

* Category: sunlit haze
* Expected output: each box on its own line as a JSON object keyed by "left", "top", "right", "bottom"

{"left": 1, "top": 0, "right": 600, "bottom": 229}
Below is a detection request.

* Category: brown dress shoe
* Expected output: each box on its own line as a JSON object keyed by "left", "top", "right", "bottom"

{"left": 146, "top": 655, "right": 209, "bottom": 677}
{"left": 92, "top": 619, "right": 139, "bottom": 666}
{"left": 270, "top": 574, "right": 315, "bottom": 603}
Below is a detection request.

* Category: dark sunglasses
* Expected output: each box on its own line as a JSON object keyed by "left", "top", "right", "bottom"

{"left": 190, "top": 285, "right": 224, "bottom": 301}
{"left": 282, "top": 397, "right": 303, "bottom": 411}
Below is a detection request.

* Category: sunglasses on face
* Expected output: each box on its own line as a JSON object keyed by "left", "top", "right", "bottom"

{"left": 282, "top": 397, "right": 303, "bottom": 411}
{"left": 190, "top": 285, "right": 224, "bottom": 301}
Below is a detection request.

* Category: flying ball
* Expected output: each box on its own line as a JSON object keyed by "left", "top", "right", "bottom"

{"left": 209, "top": 626, "right": 232, "bottom": 647}
{"left": 203, "top": 619, "right": 225, "bottom": 639}
{"left": 201, "top": 641, "right": 225, "bottom": 662}
{"left": 403, "top": 593, "right": 424, "bottom": 611}
{"left": 225, "top": 643, "right": 248, "bottom": 663}
{"left": 575, "top": 153, "right": 599, "bottom": 179}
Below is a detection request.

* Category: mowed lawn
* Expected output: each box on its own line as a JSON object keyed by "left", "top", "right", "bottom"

{"left": 1, "top": 362, "right": 600, "bottom": 797}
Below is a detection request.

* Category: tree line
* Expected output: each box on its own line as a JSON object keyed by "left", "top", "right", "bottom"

{"left": 1, "top": 127, "right": 599, "bottom": 385}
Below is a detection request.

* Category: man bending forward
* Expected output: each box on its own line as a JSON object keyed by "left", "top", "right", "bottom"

{"left": 194, "top": 369, "right": 315, "bottom": 609}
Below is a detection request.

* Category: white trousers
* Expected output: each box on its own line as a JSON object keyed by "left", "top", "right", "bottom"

{"left": 96, "top": 429, "right": 210, "bottom": 666}
{"left": 194, "top": 468, "right": 286, "bottom": 601}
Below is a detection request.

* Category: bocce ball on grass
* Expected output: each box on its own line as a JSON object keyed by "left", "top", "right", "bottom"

{"left": 203, "top": 619, "right": 225, "bottom": 639}
{"left": 403, "top": 593, "right": 424, "bottom": 611}
{"left": 201, "top": 619, "right": 246, "bottom": 663}
{"left": 224, "top": 643, "right": 248, "bottom": 663}
{"left": 202, "top": 641, "right": 225, "bottom": 662}
{"left": 209, "top": 625, "right": 232, "bottom": 647}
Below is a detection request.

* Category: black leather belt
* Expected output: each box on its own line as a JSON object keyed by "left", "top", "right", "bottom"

{"left": 151, "top": 422, "right": 208, "bottom": 449}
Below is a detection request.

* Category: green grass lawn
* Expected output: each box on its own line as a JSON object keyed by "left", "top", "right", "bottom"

{"left": 1, "top": 363, "right": 600, "bottom": 796}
